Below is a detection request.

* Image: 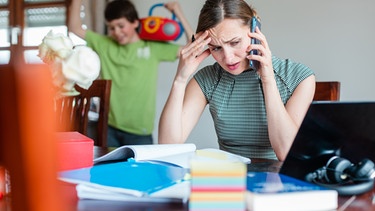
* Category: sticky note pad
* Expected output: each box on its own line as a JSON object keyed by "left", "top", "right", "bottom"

{"left": 189, "top": 158, "right": 246, "bottom": 211}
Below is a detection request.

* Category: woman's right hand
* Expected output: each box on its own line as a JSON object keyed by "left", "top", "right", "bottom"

{"left": 175, "top": 31, "right": 211, "bottom": 84}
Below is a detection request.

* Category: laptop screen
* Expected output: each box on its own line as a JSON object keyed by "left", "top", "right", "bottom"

{"left": 280, "top": 101, "right": 375, "bottom": 181}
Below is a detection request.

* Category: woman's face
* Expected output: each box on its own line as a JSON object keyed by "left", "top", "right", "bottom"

{"left": 207, "top": 18, "right": 250, "bottom": 75}
{"left": 107, "top": 17, "right": 139, "bottom": 45}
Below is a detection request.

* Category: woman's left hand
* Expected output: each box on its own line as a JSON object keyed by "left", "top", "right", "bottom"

{"left": 247, "top": 27, "right": 274, "bottom": 83}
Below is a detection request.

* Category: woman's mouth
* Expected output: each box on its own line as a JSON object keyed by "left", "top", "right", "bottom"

{"left": 227, "top": 62, "right": 240, "bottom": 71}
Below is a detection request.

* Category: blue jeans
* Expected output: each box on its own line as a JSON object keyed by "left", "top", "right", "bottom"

{"left": 107, "top": 126, "right": 153, "bottom": 147}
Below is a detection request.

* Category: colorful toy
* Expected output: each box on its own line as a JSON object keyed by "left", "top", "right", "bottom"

{"left": 138, "top": 3, "right": 184, "bottom": 42}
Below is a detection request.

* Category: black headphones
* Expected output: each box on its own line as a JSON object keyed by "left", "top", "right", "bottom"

{"left": 305, "top": 156, "right": 375, "bottom": 195}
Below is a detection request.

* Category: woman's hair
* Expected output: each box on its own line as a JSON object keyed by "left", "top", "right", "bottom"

{"left": 104, "top": 0, "right": 139, "bottom": 23}
{"left": 196, "top": 0, "right": 258, "bottom": 33}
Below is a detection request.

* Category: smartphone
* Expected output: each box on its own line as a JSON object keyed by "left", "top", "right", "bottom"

{"left": 249, "top": 16, "right": 261, "bottom": 70}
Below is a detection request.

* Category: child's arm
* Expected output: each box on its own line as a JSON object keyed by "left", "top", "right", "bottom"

{"left": 164, "top": 1, "right": 194, "bottom": 43}
{"left": 68, "top": 0, "right": 87, "bottom": 39}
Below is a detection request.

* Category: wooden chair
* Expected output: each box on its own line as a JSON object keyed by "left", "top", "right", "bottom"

{"left": 55, "top": 79, "right": 112, "bottom": 147}
{"left": 313, "top": 81, "right": 341, "bottom": 101}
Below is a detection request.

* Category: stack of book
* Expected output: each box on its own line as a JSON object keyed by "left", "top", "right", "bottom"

{"left": 245, "top": 172, "right": 338, "bottom": 211}
{"left": 189, "top": 151, "right": 247, "bottom": 211}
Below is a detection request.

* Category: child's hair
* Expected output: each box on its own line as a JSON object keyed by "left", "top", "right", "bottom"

{"left": 104, "top": 0, "right": 139, "bottom": 23}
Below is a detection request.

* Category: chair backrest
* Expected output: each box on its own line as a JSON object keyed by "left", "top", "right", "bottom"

{"left": 313, "top": 81, "right": 341, "bottom": 101}
{"left": 55, "top": 79, "right": 112, "bottom": 147}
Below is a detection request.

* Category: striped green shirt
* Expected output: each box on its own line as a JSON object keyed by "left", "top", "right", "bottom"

{"left": 194, "top": 56, "right": 314, "bottom": 159}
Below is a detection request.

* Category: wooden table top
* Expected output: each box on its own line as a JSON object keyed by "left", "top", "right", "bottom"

{"left": 2, "top": 146, "right": 374, "bottom": 211}
{"left": 89, "top": 147, "right": 375, "bottom": 211}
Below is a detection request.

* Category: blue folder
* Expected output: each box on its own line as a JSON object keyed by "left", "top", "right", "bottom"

{"left": 59, "top": 160, "right": 188, "bottom": 196}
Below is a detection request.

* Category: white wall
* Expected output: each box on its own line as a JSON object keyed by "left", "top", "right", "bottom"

{"left": 131, "top": 0, "right": 375, "bottom": 149}
{"left": 250, "top": 0, "right": 375, "bottom": 101}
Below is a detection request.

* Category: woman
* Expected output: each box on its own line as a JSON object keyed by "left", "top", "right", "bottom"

{"left": 158, "top": 0, "right": 315, "bottom": 161}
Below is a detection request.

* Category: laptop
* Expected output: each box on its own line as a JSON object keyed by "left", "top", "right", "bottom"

{"left": 280, "top": 101, "right": 375, "bottom": 181}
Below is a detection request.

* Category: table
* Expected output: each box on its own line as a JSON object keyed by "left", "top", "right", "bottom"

{"left": 1, "top": 146, "right": 374, "bottom": 211}
{"left": 79, "top": 147, "right": 375, "bottom": 211}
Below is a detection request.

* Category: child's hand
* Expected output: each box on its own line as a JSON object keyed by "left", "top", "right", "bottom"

{"left": 164, "top": 1, "right": 180, "bottom": 14}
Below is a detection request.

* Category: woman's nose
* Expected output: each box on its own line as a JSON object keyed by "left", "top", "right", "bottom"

{"left": 223, "top": 49, "right": 234, "bottom": 63}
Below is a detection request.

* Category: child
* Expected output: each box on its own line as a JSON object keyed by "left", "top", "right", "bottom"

{"left": 68, "top": 0, "right": 193, "bottom": 146}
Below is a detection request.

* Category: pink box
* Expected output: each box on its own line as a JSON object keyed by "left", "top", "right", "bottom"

{"left": 56, "top": 132, "right": 94, "bottom": 171}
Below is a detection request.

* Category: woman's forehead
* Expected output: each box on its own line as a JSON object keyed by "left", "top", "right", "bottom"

{"left": 208, "top": 19, "right": 248, "bottom": 43}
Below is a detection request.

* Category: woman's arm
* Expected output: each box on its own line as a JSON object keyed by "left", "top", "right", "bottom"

{"left": 263, "top": 75, "right": 315, "bottom": 161}
{"left": 158, "top": 32, "right": 211, "bottom": 144}
{"left": 158, "top": 79, "right": 207, "bottom": 144}
{"left": 248, "top": 27, "right": 316, "bottom": 161}
{"left": 68, "top": 0, "right": 87, "bottom": 39}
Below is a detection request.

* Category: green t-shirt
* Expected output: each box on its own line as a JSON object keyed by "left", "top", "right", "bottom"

{"left": 85, "top": 30, "right": 179, "bottom": 135}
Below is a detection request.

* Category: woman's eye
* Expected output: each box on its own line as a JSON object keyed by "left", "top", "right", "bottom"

{"left": 211, "top": 46, "right": 221, "bottom": 52}
{"left": 231, "top": 41, "right": 240, "bottom": 46}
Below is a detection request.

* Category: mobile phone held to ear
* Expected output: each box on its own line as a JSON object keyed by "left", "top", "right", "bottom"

{"left": 249, "top": 16, "right": 261, "bottom": 70}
